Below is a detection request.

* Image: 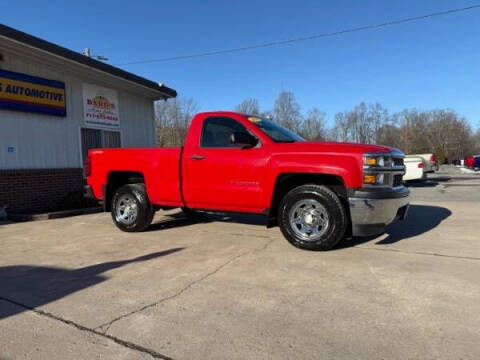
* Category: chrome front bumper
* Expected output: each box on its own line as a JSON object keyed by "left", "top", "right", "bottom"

{"left": 349, "top": 187, "right": 410, "bottom": 237}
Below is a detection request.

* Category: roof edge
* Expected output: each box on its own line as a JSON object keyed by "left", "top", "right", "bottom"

{"left": 0, "top": 23, "right": 177, "bottom": 98}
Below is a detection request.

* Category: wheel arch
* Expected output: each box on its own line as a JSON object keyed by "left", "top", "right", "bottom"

{"left": 267, "top": 173, "right": 349, "bottom": 228}
{"left": 104, "top": 171, "right": 145, "bottom": 211}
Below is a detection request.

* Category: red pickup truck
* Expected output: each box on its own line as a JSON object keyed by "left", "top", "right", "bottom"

{"left": 85, "top": 111, "right": 409, "bottom": 250}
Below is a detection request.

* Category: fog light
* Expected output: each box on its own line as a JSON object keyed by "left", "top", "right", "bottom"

{"left": 364, "top": 174, "right": 377, "bottom": 184}
{"left": 364, "top": 174, "right": 384, "bottom": 185}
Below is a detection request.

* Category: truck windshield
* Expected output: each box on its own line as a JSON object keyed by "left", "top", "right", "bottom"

{"left": 249, "top": 117, "right": 304, "bottom": 143}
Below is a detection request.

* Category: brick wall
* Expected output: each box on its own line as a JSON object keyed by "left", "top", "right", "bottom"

{"left": 0, "top": 168, "right": 84, "bottom": 214}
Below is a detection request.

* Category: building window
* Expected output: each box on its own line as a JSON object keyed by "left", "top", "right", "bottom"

{"left": 81, "top": 128, "right": 121, "bottom": 164}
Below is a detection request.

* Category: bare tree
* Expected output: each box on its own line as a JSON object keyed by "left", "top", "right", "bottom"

{"left": 426, "top": 110, "right": 473, "bottom": 163}
{"left": 300, "top": 107, "right": 326, "bottom": 140}
{"left": 273, "top": 91, "right": 302, "bottom": 133}
{"left": 155, "top": 97, "right": 199, "bottom": 147}
{"left": 382, "top": 109, "right": 474, "bottom": 161}
{"left": 331, "top": 112, "right": 350, "bottom": 142}
{"left": 370, "top": 103, "right": 388, "bottom": 144}
{"left": 157, "top": 94, "right": 479, "bottom": 163}
{"left": 376, "top": 123, "right": 401, "bottom": 148}
{"left": 235, "top": 98, "right": 260, "bottom": 115}
{"left": 393, "top": 109, "right": 431, "bottom": 154}
{"left": 347, "top": 102, "right": 369, "bottom": 143}
{"left": 331, "top": 102, "right": 388, "bottom": 144}
{"left": 472, "top": 129, "right": 480, "bottom": 154}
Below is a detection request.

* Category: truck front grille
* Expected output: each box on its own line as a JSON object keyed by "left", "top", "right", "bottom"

{"left": 393, "top": 158, "right": 404, "bottom": 167}
{"left": 393, "top": 174, "right": 403, "bottom": 187}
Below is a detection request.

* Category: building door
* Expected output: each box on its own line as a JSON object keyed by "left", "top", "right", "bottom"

{"left": 81, "top": 128, "right": 102, "bottom": 164}
{"left": 81, "top": 128, "right": 121, "bottom": 169}
{"left": 103, "top": 131, "right": 121, "bottom": 148}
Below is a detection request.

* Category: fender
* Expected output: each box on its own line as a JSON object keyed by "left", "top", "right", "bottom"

{"left": 263, "top": 152, "right": 362, "bottom": 209}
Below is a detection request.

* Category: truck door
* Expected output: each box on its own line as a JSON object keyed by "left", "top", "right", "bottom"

{"left": 182, "top": 116, "right": 266, "bottom": 212}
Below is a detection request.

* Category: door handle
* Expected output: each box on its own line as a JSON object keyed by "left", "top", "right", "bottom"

{"left": 191, "top": 155, "right": 205, "bottom": 160}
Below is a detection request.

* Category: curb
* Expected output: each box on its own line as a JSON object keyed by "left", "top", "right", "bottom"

{"left": 8, "top": 207, "right": 103, "bottom": 222}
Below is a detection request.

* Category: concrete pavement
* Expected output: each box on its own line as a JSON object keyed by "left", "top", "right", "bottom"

{"left": 1, "top": 178, "right": 479, "bottom": 359}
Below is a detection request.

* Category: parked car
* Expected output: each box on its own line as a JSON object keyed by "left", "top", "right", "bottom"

{"left": 405, "top": 154, "right": 438, "bottom": 173}
{"left": 465, "top": 156, "right": 475, "bottom": 169}
{"left": 85, "top": 112, "right": 409, "bottom": 251}
{"left": 474, "top": 156, "right": 480, "bottom": 170}
{"left": 403, "top": 156, "right": 425, "bottom": 182}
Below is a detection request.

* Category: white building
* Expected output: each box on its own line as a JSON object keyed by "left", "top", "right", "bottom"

{"left": 0, "top": 24, "right": 176, "bottom": 213}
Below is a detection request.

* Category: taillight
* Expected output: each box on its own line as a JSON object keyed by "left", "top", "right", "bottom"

{"left": 418, "top": 162, "right": 424, "bottom": 168}
{"left": 430, "top": 154, "right": 436, "bottom": 163}
{"left": 85, "top": 156, "right": 92, "bottom": 177}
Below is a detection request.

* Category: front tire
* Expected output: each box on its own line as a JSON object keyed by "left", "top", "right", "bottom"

{"left": 111, "top": 184, "right": 154, "bottom": 232}
{"left": 278, "top": 184, "right": 347, "bottom": 251}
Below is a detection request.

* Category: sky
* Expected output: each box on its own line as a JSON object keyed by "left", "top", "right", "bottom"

{"left": 2, "top": 0, "right": 479, "bottom": 128}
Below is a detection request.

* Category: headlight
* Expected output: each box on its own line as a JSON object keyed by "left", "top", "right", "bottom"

{"left": 363, "top": 153, "right": 391, "bottom": 186}
{"left": 364, "top": 156, "right": 384, "bottom": 167}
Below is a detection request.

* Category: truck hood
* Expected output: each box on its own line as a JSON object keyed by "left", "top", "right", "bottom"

{"left": 272, "top": 141, "right": 393, "bottom": 155}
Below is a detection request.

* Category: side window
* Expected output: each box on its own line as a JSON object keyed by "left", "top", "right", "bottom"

{"left": 201, "top": 117, "right": 251, "bottom": 148}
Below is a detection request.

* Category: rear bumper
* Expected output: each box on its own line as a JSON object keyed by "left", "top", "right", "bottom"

{"left": 348, "top": 187, "right": 409, "bottom": 237}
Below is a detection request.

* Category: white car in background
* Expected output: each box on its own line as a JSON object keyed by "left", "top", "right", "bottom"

{"left": 406, "top": 153, "right": 438, "bottom": 173}
{"left": 404, "top": 156, "right": 426, "bottom": 182}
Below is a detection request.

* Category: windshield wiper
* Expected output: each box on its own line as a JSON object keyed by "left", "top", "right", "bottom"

{"left": 275, "top": 140, "right": 296, "bottom": 143}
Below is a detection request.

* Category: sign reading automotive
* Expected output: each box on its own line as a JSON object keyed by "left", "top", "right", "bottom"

{"left": 83, "top": 83, "right": 120, "bottom": 129}
{"left": 0, "top": 69, "right": 66, "bottom": 116}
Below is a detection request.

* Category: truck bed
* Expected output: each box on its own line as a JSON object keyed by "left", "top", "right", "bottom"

{"left": 88, "top": 147, "right": 183, "bottom": 207}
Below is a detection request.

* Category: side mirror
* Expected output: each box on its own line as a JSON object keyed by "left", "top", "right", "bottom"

{"left": 230, "top": 132, "right": 258, "bottom": 149}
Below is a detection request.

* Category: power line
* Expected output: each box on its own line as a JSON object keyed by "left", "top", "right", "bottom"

{"left": 116, "top": 4, "right": 480, "bottom": 66}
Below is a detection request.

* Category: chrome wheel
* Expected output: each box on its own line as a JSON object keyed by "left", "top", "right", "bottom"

{"left": 115, "top": 194, "right": 138, "bottom": 225}
{"left": 289, "top": 199, "right": 329, "bottom": 241}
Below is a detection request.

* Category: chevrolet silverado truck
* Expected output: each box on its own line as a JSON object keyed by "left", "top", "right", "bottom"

{"left": 85, "top": 111, "right": 409, "bottom": 251}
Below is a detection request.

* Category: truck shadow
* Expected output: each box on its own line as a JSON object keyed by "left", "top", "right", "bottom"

{"left": 146, "top": 215, "right": 212, "bottom": 231}
{"left": 0, "top": 248, "right": 184, "bottom": 320}
{"left": 408, "top": 175, "right": 480, "bottom": 188}
{"left": 405, "top": 175, "right": 455, "bottom": 188}
{"left": 339, "top": 204, "right": 452, "bottom": 248}
{"left": 205, "top": 212, "right": 267, "bottom": 226}
{"left": 0, "top": 220, "right": 13, "bottom": 228}
{"left": 147, "top": 205, "right": 451, "bottom": 250}
{"left": 146, "top": 211, "right": 266, "bottom": 232}
{"left": 405, "top": 180, "right": 440, "bottom": 188}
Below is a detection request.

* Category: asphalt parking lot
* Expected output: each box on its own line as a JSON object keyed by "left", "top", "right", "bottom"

{"left": 1, "top": 172, "right": 480, "bottom": 360}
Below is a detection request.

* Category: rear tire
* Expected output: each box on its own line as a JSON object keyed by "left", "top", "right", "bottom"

{"left": 111, "top": 184, "right": 154, "bottom": 232}
{"left": 278, "top": 184, "right": 347, "bottom": 251}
